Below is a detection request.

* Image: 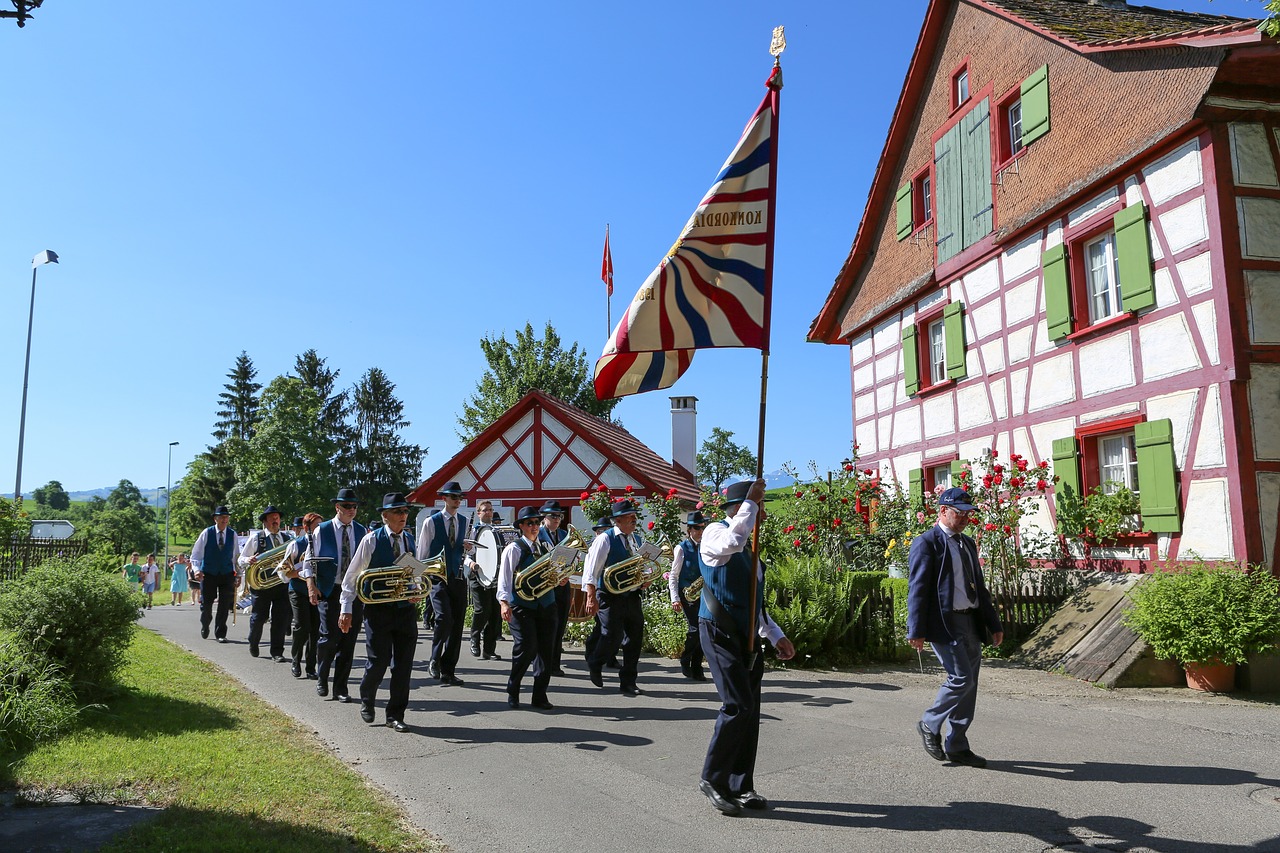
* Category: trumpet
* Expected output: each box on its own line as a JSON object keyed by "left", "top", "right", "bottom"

{"left": 602, "top": 540, "right": 672, "bottom": 595}
{"left": 683, "top": 576, "right": 704, "bottom": 603}
{"left": 245, "top": 540, "right": 293, "bottom": 591}
{"left": 515, "top": 525, "right": 589, "bottom": 602}
{"left": 356, "top": 553, "right": 447, "bottom": 605}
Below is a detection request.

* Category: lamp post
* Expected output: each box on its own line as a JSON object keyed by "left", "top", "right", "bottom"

{"left": 164, "top": 441, "right": 178, "bottom": 570}
{"left": 14, "top": 250, "right": 59, "bottom": 503}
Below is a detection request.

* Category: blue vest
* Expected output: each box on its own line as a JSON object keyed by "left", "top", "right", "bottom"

{"left": 365, "top": 527, "right": 417, "bottom": 610}
{"left": 288, "top": 534, "right": 310, "bottom": 594}
{"left": 512, "top": 537, "right": 556, "bottom": 609}
{"left": 537, "top": 526, "right": 566, "bottom": 554}
{"left": 601, "top": 528, "right": 642, "bottom": 596}
{"left": 677, "top": 539, "right": 701, "bottom": 590}
{"left": 426, "top": 511, "right": 468, "bottom": 580}
{"left": 200, "top": 525, "right": 236, "bottom": 576}
{"left": 698, "top": 521, "right": 765, "bottom": 641}
{"left": 313, "top": 519, "right": 367, "bottom": 597}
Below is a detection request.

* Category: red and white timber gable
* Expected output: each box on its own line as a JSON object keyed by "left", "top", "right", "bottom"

{"left": 405, "top": 390, "right": 697, "bottom": 529}
{"left": 809, "top": 0, "right": 1280, "bottom": 570}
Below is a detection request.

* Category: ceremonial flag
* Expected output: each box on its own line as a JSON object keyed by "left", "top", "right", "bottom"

{"left": 594, "top": 67, "right": 781, "bottom": 400}
{"left": 602, "top": 226, "right": 614, "bottom": 297}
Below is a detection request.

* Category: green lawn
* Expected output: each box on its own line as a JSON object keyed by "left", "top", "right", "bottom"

{"left": 4, "top": 629, "right": 442, "bottom": 852}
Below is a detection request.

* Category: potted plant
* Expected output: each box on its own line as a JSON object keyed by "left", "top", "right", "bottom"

{"left": 1123, "top": 561, "right": 1280, "bottom": 692}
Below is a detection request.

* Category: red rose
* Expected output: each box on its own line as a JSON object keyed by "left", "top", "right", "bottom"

{"left": 807, "top": 524, "right": 816, "bottom": 532}
{"left": 843, "top": 464, "right": 854, "bottom": 472}
{"left": 864, "top": 468, "right": 873, "bottom": 476}
{"left": 992, "top": 464, "right": 1003, "bottom": 474}
{"left": 984, "top": 523, "right": 997, "bottom": 531}
{"left": 795, "top": 491, "right": 804, "bottom": 499}
{"left": 613, "top": 496, "right": 625, "bottom": 503}
{"left": 580, "top": 491, "right": 590, "bottom": 500}
{"left": 991, "top": 450, "right": 999, "bottom": 458}
{"left": 784, "top": 525, "right": 795, "bottom": 533}
{"left": 993, "top": 474, "right": 1004, "bottom": 485}
{"left": 817, "top": 495, "right": 827, "bottom": 502}
{"left": 667, "top": 488, "right": 678, "bottom": 498}
{"left": 982, "top": 476, "right": 994, "bottom": 488}
{"left": 597, "top": 484, "right": 608, "bottom": 492}
{"left": 793, "top": 539, "right": 802, "bottom": 548}
{"left": 1016, "top": 460, "right": 1028, "bottom": 472}
{"left": 625, "top": 485, "right": 633, "bottom": 493}
{"left": 1036, "top": 480, "right": 1048, "bottom": 491}
{"left": 841, "top": 497, "right": 849, "bottom": 504}
{"left": 832, "top": 518, "right": 842, "bottom": 527}
{"left": 1039, "top": 460, "right": 1048, "bottom": 469}
{"left": 647, "top": 521, "right": 655, "bottom": 530}
{"left": 1002, "top": 525, "right": 1012, "bottom": 535}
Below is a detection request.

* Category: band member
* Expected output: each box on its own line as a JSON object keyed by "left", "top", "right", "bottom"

{"left": 239, "top": 505, "right": 292, "bottom": 662}
{"left": 497, "top": 506, "right": 557, "bottom": 709}
{"left": 302, "top": 488, "right": 367, "bottom": 702}
{"left": 697, "top": 479, "right": 795, "bottom": 816}
{"left": 582, "top": 499, "right": 647, "bottom": 696}
{"left": 467, "top": 500, "right": 502, "bottom": 661}
{"left": 581, "top": 515, "right": 616, "bottom": 668}
{"left": 340, "top": 493, "right": 420, "bottom": 733}
{"left": 191, "top": 505, "right": 238, "bottom": 643}
{"left": 669, "top": 510, "right": 709, "bottom": 681}
{"left": 284, "top": 512, "right": 324, "bottom": 679}
{"left": 417, "top": 481, "right": 472, "bottom": 685}
{"left": 537, "top": 500, "right": 571, "bottom": 678}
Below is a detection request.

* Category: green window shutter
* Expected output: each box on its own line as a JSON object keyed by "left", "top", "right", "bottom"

{"left": 1042, "top": 243, "right": 1072, "bottom": 341}
{"left": 1115, "top": 202, "right": 1156, "bottom": 313}
{"left": 902, "top": 324, "right": 921, "bottom": 396}
{"left": 1020, "top": 64, "right": 1050, "bottom": 145}
{"left": 1134, "top": 419, "right": 1181, "bottom": 533}
{"left": 895, "top": 182, "right": 913, "bottom": 241}
{"left": 909, "top": 468, "right": 924, "bottom": 512}
{"left": 1051, "top": 436, "right": 1082, "bottom": 519}
{"left": 934, "top": 123, "right": 965, "bottom": 264}
{"left": 943, "top": 301, "right": 967, "bottom": 380}
{"left": 959, "top": 98, "right": 994, "bottom": 249}
{"left": 950, "top": 459, "right": 966, "bottom": 487}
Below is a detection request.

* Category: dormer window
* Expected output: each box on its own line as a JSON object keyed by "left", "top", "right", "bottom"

{"left": 950, "top": 61, "right": 971, "bottom": 111}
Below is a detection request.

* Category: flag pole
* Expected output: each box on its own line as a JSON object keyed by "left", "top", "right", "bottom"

{"left": 749, "top": 33, "right": 784, "bottom": 670}
{"left": 605, "top": 224, "right": 612, "bottom": 339}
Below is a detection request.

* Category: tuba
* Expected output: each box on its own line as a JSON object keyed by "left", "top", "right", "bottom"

{"left": 245, "top": 540, "right": 293, "bottom": 590}
{"left": 356, "top": 552, "right": 447, "bottom": 605}
{"left": 515, "top": 525, "right": 589, "bottom": 602}
{"left": 602, "top": 539, "right": 672, "bottom": 595}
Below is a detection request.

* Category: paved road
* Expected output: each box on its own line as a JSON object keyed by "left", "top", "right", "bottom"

{"left": 142, "top": 606, "right": 1280, "bottom": 852}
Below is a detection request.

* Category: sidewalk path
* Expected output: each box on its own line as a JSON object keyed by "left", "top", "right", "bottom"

{"left": 142, "top": 606, "right": 1280, "bottom": 852}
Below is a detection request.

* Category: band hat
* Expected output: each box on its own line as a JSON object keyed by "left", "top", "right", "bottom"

{"left": 610, "top": 499, "right": 640, "bottom": 519}
{"left": 213, "top": 505, "right": 230, "bottom": 517}
{"left": 258, "top": 505, "right": 283, "bottom": 521}
{"left": 591, "top": 517, "right": 612, "bottom": 531}
{"left": 380, "top": 493, "right": 411, "bottom": 511}
{"left": 516, "top": 505, "right": 542, "bottom": 524}
{"left": 721, "top": 480, "right": 768, "bottom": 508}
{"left": 334, "top": 488, "right": 361, "bottom": 505}
{"left": 291, "top": 516, "right": 305, "bottom": 527}
{"left": 439, "top": 481, "right": 465, "bottom": 496}
{"left": 686, "top": 510, "right": 708, "bottom": 527}
{"left": 937, "top": 487, "right": 976, "bottom": 512}
{"left": 539, "top": 500, "right": 565, "bottom": 516}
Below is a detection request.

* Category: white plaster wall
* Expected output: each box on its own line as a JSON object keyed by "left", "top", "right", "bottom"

{"left": 877, "top": 415, "right": 893, "bottom": 453}
{"left": 959, "top": 435, "right": 995, "bottom": 469}
{"left": 494, "top": 454, "right": 535, "bottom": 490}
{"left": 890, "top": 451, "right": 923, "bottom": 486}
{"left": 1032, "top": 318, "right": 1054, "bottom": 356}
{"left": 850, "top": 330, "right": 874, "bottom": 364}
{"left": 853, "top": 362, "right": 875, "bottom": 393}
{"left": 1020, "top": 494, "right": 1055, "bottom": 541}
{"left": 1193, "top": 383, "right": 1225, "bottom": 470}
{"left": 1257, "top": 472, "right": 1280, "bottom": 569}
{"left": 1239, "top": 197, "right": 1280, "bottom": 259}
{"left": 1069, "top": 187, "right": 1120, "bottom": 228}
{"left": 1178, "top": 478, "right": 1234, "bottom": 560}
{"left": 1010, "top": 368, "right": 1029, "bottom": 417}
{"left": 1007, "top": 326, "right": 1033, "bottom": 364}
{"left": 1190, "top": 301, "right": 1219, "bottom": 366}
{"left": 1138, "top": 313, "right": 1201, "bottom": 380}
{"left": 1229, "top": 122, "right": 1279, "bottom": 188}
{"left": 922, "top": 392, "right": 957, "bottom": 440}
{"left": 991, "top": 377, "right": 1009, "bottom": 420}
{"left": 544, "top": 455, "right": 591, "bottom": 490}
{"left": 893, "top": 407, "right": 922, "bottom": 448}
{"left": 1029, "top": 417, "right": 1077, "bottom": 477}
{"left": 1124, "top": 175, "right": 1142, "bottom": 207}
{"left": 875, "top": 383, "right": 896, "bottom": 412}
{"left": 1249, "top": 364, "right": 1280, "bottom": 460}
{"left": 1176, "top": 251, "right": 1213, "bottom": 297}
{"left": 1078, "top": 331, "right": 1135, "bottom": 398}
{"left": 875, "top": 352, "right": 899, "bottom": 384}
{"left": 956, "top": 383, "right": 993, "bottom": 430}
{"left": 895, "top": 378, "right": 910, "bottom": 407}
{"left": 963, "top": 258, "right": 1001, "bottom": 303}
{"left": 1149, "top": 222, "right": 1164, "bottom": 261}
{"left": 1143, "top": 138, "right": 1203, "bottom": 205}
{"left": 1147, "top": 388, "right": 1200, "bottom": 469}
{"left": 568, "top": 437, "right": 605, "bottom": 473}
{"left": 1080, "top": 402, "right": 1141, "bottom": 424}
{"left": 1046, "top": 220, "right": 1064, "bottom": 251}
{"left": 1026, "top": 352, "right": 1076, "bottom": 412}
{"left": 981, "top": 339, "right": 1006, "bottom": 373}
{"left": 1159, "top": 196, "right": 1209, "bottom": 255}
{"left": 855, "top": 391, "right": 875, "bottom": 419}
{"left": 1004, "top": 279, "right": 1038, "bottom": 326}
{"left": 1246, "top": 269, "right": 1280, "bottom": 344}
{"left": 1002, "top": 230, "right": 1043, "bottom": 281}
{"left": 469, "top": 439, "right": 507, "bottom": 476}
{"left": 873, "top": 316, "right": 901, "bottom": 354}
{"left": 1011, "top": 427, "right": 1034, "bottom": 461}
{"left": 917, "top": 289, "right": 946, "bottom": 314}
{"left": 1153, "top": 267, "right": 1178, "bottom": 309}
{"left": 970, "top": 298, "right": 1002, "bottom": 341}
{"left": 965, "top": 350, "right": 982, "bottom": 379}
{"left": 856, "top": 419, "right": 877, "bottom": 456}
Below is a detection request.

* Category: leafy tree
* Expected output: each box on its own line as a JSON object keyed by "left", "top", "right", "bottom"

{"left": 1264, "top": 1, "right": 1279, "bottom": 38}
{"left": 82, "top": 480, "right": 158, "bottom": 554}
{"left": 32, "top": 480, "right": 70, "bottom": 511}
{"left": 229, "top": 377, "right": 340, "bottom": 521}
{"left": 349, "top": 368, "right": 425, "bottom": 508}
{"left": 213, "top": 351, "right": 262, "bottom": 443}
{"left": 291, "top": 349, "right": 354, "bottom": 483}
{"left": 457, "top": 322, "right": 620, "bottom": 441}
{"left": 696, "top": 427, "right": 758, "bottom": 494}
{"left": 0, "top": 496, "right": 29, "bottom": 544}
{"left": 172, "top": 442, "right": 241, "bottom": 534}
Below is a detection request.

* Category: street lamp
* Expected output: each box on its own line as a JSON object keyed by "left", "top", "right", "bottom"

{"left": 164, "top": 441, "right": 179, "bottom": 569}
{"left": 14, "top": 250, "right": 59, "bottom": 503}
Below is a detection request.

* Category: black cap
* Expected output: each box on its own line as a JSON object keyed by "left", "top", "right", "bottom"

{"left": 721, "top": 481, "right": 753, "bottom": 507}
{"left": 591, "top": 517, "right": 611, "bottom": 531}
{"left": 334, "top": 488, "right": 360, "bottom": 505}
{"left": 291, "top": 516, "right": 305, "bottom": 527}
{"left": 938, "top": 488, "right": 976, "bottom": 511}
{"left": 539, "top": 500, "right": 565, "bottom": 516}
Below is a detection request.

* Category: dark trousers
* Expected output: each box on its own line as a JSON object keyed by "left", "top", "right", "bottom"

{"left": 199, "top": 573, "right": 236, "bottom": 639}
{"left": 429, "top": 576, "right": 467, "bottom": 676}
{"left": 288, "top": 586, "right": 319, "bottom": 673}
{"left": 550, "top": 584, "right": 571, "bottom": 671}
{"left": 508, "top": 603, "right": 556, "bottom": 701}
{"left": 248, "top": 584, "right": 290, "bottom": 656}
{"left": 468, "top": 573, "right": 501, "bottom": 656}
{"left": 360, "top": 603, "right": 419, "bottom": 722}
{"left": 923, "top": 611, "right": 984, "bottom": 754}
{"left": 588, "top": 590, "right": 642, "bottom": 686}
{"left": 317, "top": 589, "right": 363, "bottom": 694}
{"left": 680, "top": 599, "right": 704, "bottom": 671}
{"left": 700, "top": 617, "right": 764, "bottom": 796}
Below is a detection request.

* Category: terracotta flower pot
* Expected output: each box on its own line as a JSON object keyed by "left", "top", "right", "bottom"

{"left": 1183, "top": 661, "right": 1236, "bottom": 692}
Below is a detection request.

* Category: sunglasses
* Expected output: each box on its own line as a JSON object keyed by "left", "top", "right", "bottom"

{"left": 338, "top": 503, "right": 357, "bottom": 510}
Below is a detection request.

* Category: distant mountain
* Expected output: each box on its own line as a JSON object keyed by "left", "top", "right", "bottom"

{"left": 60, "top": 487, "right": 169, "bottom": 506}
{"left": 720, "top": 469, "right": 797, "bottom": 492}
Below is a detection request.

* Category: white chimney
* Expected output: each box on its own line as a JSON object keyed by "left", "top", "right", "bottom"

{"left": 670, "top": 396, "right": 698, "bottom": 482}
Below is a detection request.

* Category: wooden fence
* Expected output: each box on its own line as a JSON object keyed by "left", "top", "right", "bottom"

{"left": 0, "top": 537, "right": 91, "bottom": 583}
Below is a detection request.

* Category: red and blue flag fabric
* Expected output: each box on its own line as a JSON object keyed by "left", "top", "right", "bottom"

{"left": 594, "top": 70, "right": 779, "bottom": 400}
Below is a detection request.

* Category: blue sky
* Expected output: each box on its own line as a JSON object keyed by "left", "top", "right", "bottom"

{"left": 0, "top": 0, "right": 1265, "bottom": 495}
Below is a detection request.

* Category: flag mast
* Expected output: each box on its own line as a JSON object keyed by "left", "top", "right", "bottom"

{"left": 602, "top": 224, "right": 614, "bottom": 340}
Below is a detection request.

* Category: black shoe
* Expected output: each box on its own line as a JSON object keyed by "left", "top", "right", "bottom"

{"left": 217, "top": 637, "right": 228, "bottom": 644}
{"left": 387, "top": 719, "right": 410, "bottom": 733}
{"left": 531, "top": 697, "right": 554, "bottom": 710}
{"left": 429, "top": 660, "right": 441, "bottom": 679}
{"left": 443, "top": 674, "right": 464, "bottom": 686}
{"left": 620, "top": 684, "right": 642, "bottom": 697}
{"left": 918, "top": 721, "right": 945, "bottom": 761}
{"left": 271, "top": 655, "right": 285, "bottom": 663}
{"left": 506, "top": 697, "right": 521, "bottom": 709}
{"left": 249, "top": 645, "right": 259, "bottom": 658}
{"left": 291, "top": 663, "right": 302, "bottom": 678}
{"left": 690, "top": 668, "right": 708, "bottom": 682}
{"left": 489, "top": 652, "right": 501, "bottom": 660}
{"left": 552, "top": 668, "right": 567, "bottom": 678}
{"left": 945, "top": 749, "right": 987, "bottom": 768}
{"left": 334, "top": 694, "right": 351, "bottom": 704}
{"left": 698, "top": 780, "right": 742, "bottom": 817}
{"left": 606, "top": 658, "right": 621, "bottom": 669}
{"left": 317, "top": 682, "right": 329, "bottom": 698}
{"left": 481, "top": 653, "right": 492, "bottom": 660}
{"left": 589, "top": 667, "right": 604, "bottom": 688}
{"left": 360, "top": 703, "right": 375, "bottom": 723}
{"left": 470, "top": 644, "right": 481, "bottom": 658}
{"left": 736, "top": 790, "right": 768, "bottom": 810}
{"left": 305, "top": 671, "right": 318, "bottom": 680}
{"left": 200, "top": 626, "right": 209, "bottom": 639}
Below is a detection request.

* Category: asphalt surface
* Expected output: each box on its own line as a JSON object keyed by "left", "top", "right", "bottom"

{"left": 122, "top": 605, "right": 1280, "bottom": 852}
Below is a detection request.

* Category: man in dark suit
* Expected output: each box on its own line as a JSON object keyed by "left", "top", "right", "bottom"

{"left": 907, "top": 487, "right": 1003, "bottom": 768}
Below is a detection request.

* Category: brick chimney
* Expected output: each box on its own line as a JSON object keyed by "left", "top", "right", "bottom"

{"left": 670, "top": 396, "right": 698, "bottom": 482}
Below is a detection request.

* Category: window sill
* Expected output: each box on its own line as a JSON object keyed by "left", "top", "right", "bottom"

{"left": 916, "top": 377, "right": 956, "bottom": 399}
{"left": 1063, "top": 311, "right": 1136, "bottom": 342}
{"left": 995, "top": 147, "right": 1027, "bottom": 173}
{"left": 910, "top": 219, "right": 934, "bottom": 238}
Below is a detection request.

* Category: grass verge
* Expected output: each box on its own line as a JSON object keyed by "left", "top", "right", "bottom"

{"left": 2, "top": 629, "right": 442, "bottom": 852}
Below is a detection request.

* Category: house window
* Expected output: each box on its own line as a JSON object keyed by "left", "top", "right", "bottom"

{"left": 920, "top": 174, "right": 932, "bottom": 223}
{"left": 934, "top": 94, "right": 992, "bottom": 264}
{"left": 927, "top": 317, "right": 947, "bottom": 385}
{"left": 912, "top": 169, "right": 933, "bottom": 230}
{"left": 953, "top": 67, "right": 969, "bottom": 109}
{"left": 930, "top": 463, "right": 953, "bottom": 492}
{"left": 1098, "top": 432, "right": 1139, "bottom": 495}
{"left": 1084, "top": 231, "right": 1122, "bottom": 324}
{"left": 902, "top": 301, "right": 967, "bottom": 396}
{"left": 1007, "top": 100, "right": 1024, "bottom": 156}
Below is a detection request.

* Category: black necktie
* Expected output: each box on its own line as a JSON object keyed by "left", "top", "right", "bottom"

{"left": 340, "top": 525, "right": 350, "bottom": 571}
{"left": 218, "top": 530, "right": 224, "bottom": 548}
{"left": 955, "top": 535, "right": 977, "bottom": 594}
{"left": 448, "top": 515, "right": 456, "bottom": 546}
{"left": 392, "top": 533, "right": 402, "bottom": 560}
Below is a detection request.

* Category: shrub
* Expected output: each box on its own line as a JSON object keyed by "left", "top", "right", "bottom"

{"left": 641, "top": 587, "right": 687, "bottom": 658}
{"left": 0, "top": 557, "right": 141, "bottom": 696}
{"left": 0, "top": 634, "right": 79, "bottom": 753}
{"left": 1124, "top": 562, "right": 1280, "bottom": 666}
{"left": 764, "top": 557, "right": 859, "bottom": 664}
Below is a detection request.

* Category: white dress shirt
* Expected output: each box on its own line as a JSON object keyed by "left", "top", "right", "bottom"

{"left": 339, "top": 528, "right": 411, "bottom": 615}
{"left": 581, "top": 526, "right": 640, "bottom": 590}
{"left": 699, "top": 500, "right": 784, "bottom": 644}
{"left": 668, "top": 543, "right": 689, "bottom": 603}
{"left": 937, "top": 521, "right": 978, "bottom": 610}
{"left": 416, "top": 509, "right": 471, "bottom": 560}
{"left": 238, "top": 529, "right": 286, "bottom": 568}
{"left": 300, "top": 516, "right": 356, "bottom": 579}
{"left": 189, "top": 525, "right": 232, "bottom": 571}
{"left": 496, "top": 534, "right": 540, "bottom": 605}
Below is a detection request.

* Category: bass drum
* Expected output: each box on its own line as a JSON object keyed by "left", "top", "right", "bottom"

{"left": 475, "top": 525, "right": 519, "bottom": 588}
{"left": 566, "top": 574, "right": 593, "bottom": 623}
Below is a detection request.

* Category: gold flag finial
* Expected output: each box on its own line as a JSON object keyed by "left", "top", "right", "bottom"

{"left": 770, "top": 26, "right": 786, "bottom": 59}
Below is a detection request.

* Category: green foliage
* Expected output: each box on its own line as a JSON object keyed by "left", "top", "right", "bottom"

{"left": 763, "top": 557, "right": 859, "bottom": 664}
{"left": 457, "top": 322, "right": 621, "bottom": 442}
{"left": 764, "top": 458, "right": 884, "bottom": 569}
{"left": 882, "top": 577, "right": 911, "bottom": 659}
{"left": 643, "top": 488, "right": 686, "bottom": 545}
{"left": 0, "top": 635, "right": 79, "bottom": 753}
{"left": 953, "top": 449, "right": 1055, "bottom": 591}
{"left": 640, "top": 587, "right": 687, "bottom": 658}
{"left": 1262, "top": 1, "right": 1279, "bottom": 38}
{"left": 78, "top": 480, "right": 159, "bottom": 556}
{"left": 173, "top": 442, "right": 241, "bottom": 535}
{"left": 696, "top": 427, "right": 758, "bottom": 494}
{"left": 214, "top": 351, "right": 262, "bottom": 444}
{"left": 0, "top": 496, "right": 30, "bottom": 544}
{"left": 1124, "top": 562, "right": 1280, "bottom": 666}
{"left": 1055, "top": 483, "right": 1142, "bottom": 551}
{"left": 32, "top": 480, "right": 70, "bottom": 511}
{"left": 0, "top": 557, "right": 141, "bottom": 697}
{"left": 348, "top": 367, "right": 425, "bottom": 509}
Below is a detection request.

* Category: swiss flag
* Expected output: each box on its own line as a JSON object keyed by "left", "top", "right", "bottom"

{"left": 601, "top": 226, "right": 613, "bottom": 297}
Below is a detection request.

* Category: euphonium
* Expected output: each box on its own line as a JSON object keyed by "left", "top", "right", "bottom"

{"left": 602, "top": 540, "right": 672, "bottom": 595}
{"left": 515, "top": 526, "right": 589, "bottom": 602}
{"left": 357, "top": 553, "right": 447, "bottom": 604}
{"left": 245, "top": 540, "right": 293, "bottom": 590}
{"left": 683, "top": 576, "right": 704, "bottom": 603}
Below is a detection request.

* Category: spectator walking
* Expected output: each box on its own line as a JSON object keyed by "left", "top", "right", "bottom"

{"left": 122, "top": 552, "right": 143, "bottom": 589}
{"left": 170, "top": 553, "right": 191, "bottom": 605}
{"left": 140, "top": 554, "right": 162, "bottom": 610}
